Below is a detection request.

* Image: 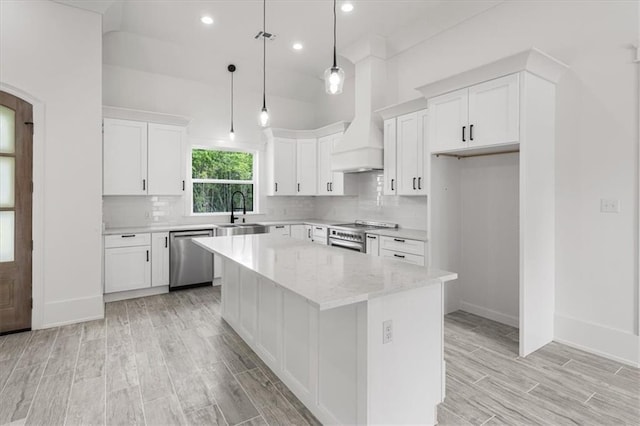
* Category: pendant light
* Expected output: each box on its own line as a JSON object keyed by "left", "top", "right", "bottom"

{"left": 324, "top": 0, "right": 344, "bottom": 95}
{"left": 259, "top": 0, "right": 270, "bottom": 127}
{"left": 228, "top": 64, "right": 236, "bottom": 140}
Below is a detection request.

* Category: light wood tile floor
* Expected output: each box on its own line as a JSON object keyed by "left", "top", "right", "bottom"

{"left": 0, "top": 287, "right": 637, "bottom": 426}
{"left": 439, "top": 311, "right": 639, "bottom": 426}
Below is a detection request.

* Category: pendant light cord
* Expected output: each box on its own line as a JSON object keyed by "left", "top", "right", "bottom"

{"left": 230, "top": 70, "right": 234, "bottom": 131}
{"left": 333, "top": 0, "right": 337, "bottom": 68}
{"left": 263, "top": 0, "right": 267, "bottom": 109}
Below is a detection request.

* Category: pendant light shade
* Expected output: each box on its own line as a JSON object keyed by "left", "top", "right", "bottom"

{"left": 259, "top": 0, "right": 270, "bottom": 127}
{"left": 228, "top": 64, "right": 236, "bottom": 140}
{"left": 324, "top": 0, "right": 344, "bottom": 95}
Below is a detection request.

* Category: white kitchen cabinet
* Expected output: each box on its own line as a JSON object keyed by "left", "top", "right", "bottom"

{"left": 290, "top": 224, "right": 306, "bottom": 240}
{"left": 267, "top": 138, "right": 297, "bottom": 196}
{"left": 468, "top": 75, "right": 519, "bottom": 147}
{"left": 296, "top": 139, "right": 317, "bottom": 195}
{"left": 365, "top": 234, "right": 379, "bottom": 256}
{"left": 311, "top": 225, "right": 328, "bottom": 245}
{"left": 379, "top": 235, "right": 426, "bottom": 266}
{"left": 147, "top": 123, "right": 185, "bottom": 195}
{"left": 429, "top": 74, "right": 519, "bottom": 153}
{"left": 317, "top": 134, "right": 346, "bottom": 195}
{"left": 383, "top": 119, "right": 397, "bottom": 195}
{"left": 269, "top": 225, "right": 290, "bottom": 236}
{"left": 103, "top": 118, "right": 186, "bottom": 196}
{"left": 396, "top": 110, "right": 428, "bottom": 196}
{"left": 151, "top": 232, "right": 170, "bottom": 287}
{"left": 105, "top": 235, "right": 151, "bottom": 293}
{"left": 103, "top": 119, "right": 148, "bottom": 195}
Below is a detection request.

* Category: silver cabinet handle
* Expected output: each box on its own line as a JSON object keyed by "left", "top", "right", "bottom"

{"left": 146, "top": 250, "right": 149, "bottom": 262}
{"left": 367, "top": 235, "right": 377, "bottom": 239}
{"left": 275, "top": 182, "right": 278, "bottom": 192}
{"left": 121, "top": 234, "right": 136, "bottom": 238}
{"left": 275, "top": 225, "right": 285, "bottom": 229}
{"left": 391, "top": 179, "right": 394, "bottom": 191}
{"left": 393, "top": 254, "right": 405, "bottom": 259}
{"left": 393, "top": 238, "right": 405, "bottom": 243}
{"left": 413, "top": 177, "right": 416, "bottom": 190}
{"left": 165, "top": 237, "right": 168, "bottom": 248}
{"left": 418, "top": 177, "right": 422, "bottom": 190}
{"left": 142, "top": 179, "right": 146, "bottom": 191}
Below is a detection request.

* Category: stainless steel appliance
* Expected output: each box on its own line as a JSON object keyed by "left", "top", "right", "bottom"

{"left": 170, "top": 229, "right": 214, "bottom": 290}
{"left": 329, "top": 220, "right": 397, "bottom": 253}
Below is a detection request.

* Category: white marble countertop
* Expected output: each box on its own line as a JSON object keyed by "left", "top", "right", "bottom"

{"left": 193, "top": 234, "right": 456, "bottom": 310}
{"left": 366, "top": 227, "right": 428, "bottom": 241}
{"left": 103, "top": 219, "right": 345, "bottom": 236}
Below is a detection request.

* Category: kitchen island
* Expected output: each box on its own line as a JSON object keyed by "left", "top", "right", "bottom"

{"left": 194, "top": 234, "right": 457, "bottom": 425}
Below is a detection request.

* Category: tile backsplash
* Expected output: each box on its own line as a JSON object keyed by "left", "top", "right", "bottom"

{"left": 103, "top": 171, "right": 427, "bottom": 230}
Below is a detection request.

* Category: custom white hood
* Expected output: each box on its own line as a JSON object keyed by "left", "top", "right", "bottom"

{"left": 332, "top": 37, "right": 387, "bottom": 173}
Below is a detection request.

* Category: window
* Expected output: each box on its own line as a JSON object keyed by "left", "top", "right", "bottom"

{"left": 191, "top": 148, "right": 256, "bottom": 214}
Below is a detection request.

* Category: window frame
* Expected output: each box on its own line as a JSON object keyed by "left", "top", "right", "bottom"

{"left": 188, "top": 146, "right": 259, "bottom": 216}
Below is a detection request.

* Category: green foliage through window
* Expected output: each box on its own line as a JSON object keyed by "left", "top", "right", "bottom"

{"left": 191, "top": 149, "right": 255, "bottom": 214}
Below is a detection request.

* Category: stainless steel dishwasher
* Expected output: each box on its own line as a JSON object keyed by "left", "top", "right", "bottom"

{"left": 169, "top": 229, "right": 214, "bottom": 290}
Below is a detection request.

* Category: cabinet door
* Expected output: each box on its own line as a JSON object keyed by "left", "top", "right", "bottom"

{"left": 415, "top": 109, "right": 429, "bottom": 196}
{"left": 103, "top": 119, "right": 148, "bottom": 195}
{"left": 428, "top": 88, "right": 469, "bottom": 153}
{"left": 272, "top": 139, "right": 297, "bottom": 195}
{"left": 105, "top": 246, "right": 151, "bottom": 293}
{"left": 148, "top": 123, "right": 185, "bottom": 195}
{"left": 329, "top": 134, "right": 345, "bottom": 195}
{"left": 396, "top": 112, "right": 419, "bottom": 195}
{"left": 296, "top": 138, "right": 317, "bottom": 195}
{"left": 317, "top": 136, "right": 332, "bottom": 195}
{"left": 468, "top": 74, "right": 519, "bottom": 147}
{"left": 151, "top": 232, "right": 170, "bottom": 287}
{"left": 290, "top": 224, "right": 306, "bottom": 240}
{"left": 365, "top": 234, "right": 379, "bottom": 256}
{"left": 383, "top": 119, "right": 397, "bottom": 195}
{"left": 269, "top": 225, "right": 290, "bottom": 236}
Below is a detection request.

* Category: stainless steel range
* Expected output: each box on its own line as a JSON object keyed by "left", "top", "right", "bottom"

{"left": 329, "top": 220, "right": 398, "bottom": 253}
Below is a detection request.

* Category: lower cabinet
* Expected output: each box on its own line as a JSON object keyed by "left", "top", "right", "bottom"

{"left": 365, "top": 234, "right": 380, "bottom": 256}
{"left": 311, "top": 225, "right": 328, "bottom": 245}
{"left": 151, "top": 232, "right": 170, "bottom": 287}
{"left": 379, "top": 235, "right": 426, "bottom": 266}
{"left": 104, "top": 237, "right": 151, "bottom": 293}
{"left": 269, "top": 225, "right": 291, "bottom": 236}
{"left": 290, "top": 224, "right": 306, "bottom": 240}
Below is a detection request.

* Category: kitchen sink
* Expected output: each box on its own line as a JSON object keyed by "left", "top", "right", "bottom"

{"left": 214, "top": 223, "right": 268, "bottom": 236}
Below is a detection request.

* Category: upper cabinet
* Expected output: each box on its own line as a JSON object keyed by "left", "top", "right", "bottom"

{"left": 103, "top": 119, "right": 148, "bottom": 195}
{"left": 103, "top": 118, "right": 186, "bottom": 196}
{"left": 264, "top": 124, "right": 354, "bottom": 197}
{"left": 317, "top": 133, "right": 346, "bottom": 196}
{"left": 296, "top": 138, "right": 317, "bottom": 196}
{"left": 147, "top": 124, "right": 187, "bottom": 195}
{"left": 428, "top": 74, "right": 519, "bottom": 153}
{"left": 266, "top": 137, "right": 297, "bottom": 196}
{"left": 383, "top": 110, "right": 429, "bottom": 196}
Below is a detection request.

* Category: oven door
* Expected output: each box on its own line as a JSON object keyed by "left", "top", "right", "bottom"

{"left": 328, "top": 238, "right": 365, "bottom": 253}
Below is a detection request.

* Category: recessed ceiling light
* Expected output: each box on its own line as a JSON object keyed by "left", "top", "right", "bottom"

{"left": 292, "top": 42, "right": 303, "bottom": 51}
{"left": 341, "top": 3, "right": 354, "bottom": 12}
{"left": 201, "top": 15, "right": 214, "bottom": 25}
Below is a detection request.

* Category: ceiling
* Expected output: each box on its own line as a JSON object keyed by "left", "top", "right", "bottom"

{"left": 55, "top": 0, "right": 502, "bottom": 102}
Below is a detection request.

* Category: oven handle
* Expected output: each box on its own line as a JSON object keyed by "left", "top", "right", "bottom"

{"left": 329, "top": 238, "right": 364, "bottom": 252}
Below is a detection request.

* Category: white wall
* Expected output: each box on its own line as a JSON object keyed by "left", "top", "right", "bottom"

{"left": 384, "top": 0, "right": 638, "bottom": 364}
{"left": 0, "top": 1, "right": 103, "bottom": 327}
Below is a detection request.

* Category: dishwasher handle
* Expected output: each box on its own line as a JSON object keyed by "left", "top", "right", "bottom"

{"left": 171, "top": 231, "right": 213, "bottom": 239}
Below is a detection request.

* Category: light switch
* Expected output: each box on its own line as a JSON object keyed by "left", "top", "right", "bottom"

{"left": 600, "top": 199, "right": 621, "bottom": 213}
{"left": 383, "top": 320, "right": 393, "bottom": 344}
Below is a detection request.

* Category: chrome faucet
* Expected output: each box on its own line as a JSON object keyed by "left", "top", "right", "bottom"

{"left": 230, "top": 191, "right": 246, "bottom": 224}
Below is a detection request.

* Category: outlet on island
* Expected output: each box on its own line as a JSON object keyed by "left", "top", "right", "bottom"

{"left": 383, "top": 319, "right": 393, "bottom": 344}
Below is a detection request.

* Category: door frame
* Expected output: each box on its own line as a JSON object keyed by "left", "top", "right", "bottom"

{"left": 1, "top": 83, "right": 45, "bottom": 330}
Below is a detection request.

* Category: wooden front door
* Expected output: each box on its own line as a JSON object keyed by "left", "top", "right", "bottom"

{"left": 0, "top": 91, "right": 33, "bottom": 334}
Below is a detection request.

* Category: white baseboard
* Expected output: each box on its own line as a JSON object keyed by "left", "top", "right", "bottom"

{"left": 42, "top": 295, "right": 104, "bottom": 328}
{"left": 104, "top": 286, "right": 169, "bottom": 302}
{"left": 459, "top": 301, "right": 519, "bottom": 328}
{"left": 555, "top": 313, "right": 639, "bottom": 368}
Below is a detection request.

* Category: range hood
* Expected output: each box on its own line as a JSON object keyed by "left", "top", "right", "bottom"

{"left": 332, "top": 37, "right": 387, "bottom": 173}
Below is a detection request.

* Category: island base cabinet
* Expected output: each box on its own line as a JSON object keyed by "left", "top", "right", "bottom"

{"left": 219, "top": 258, "right": 444, "bottom": 425}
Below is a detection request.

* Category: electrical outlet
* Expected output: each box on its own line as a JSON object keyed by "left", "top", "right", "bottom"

{"left": 382, "top": 320, "right": 393, "bottom": 344}
{"left": 600, "top": 199, "right": 621, "bottom": 213}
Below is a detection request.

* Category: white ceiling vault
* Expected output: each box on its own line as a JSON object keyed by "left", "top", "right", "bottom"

{"left": 53, "top": 0, "right": 503, "bottom": 102}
